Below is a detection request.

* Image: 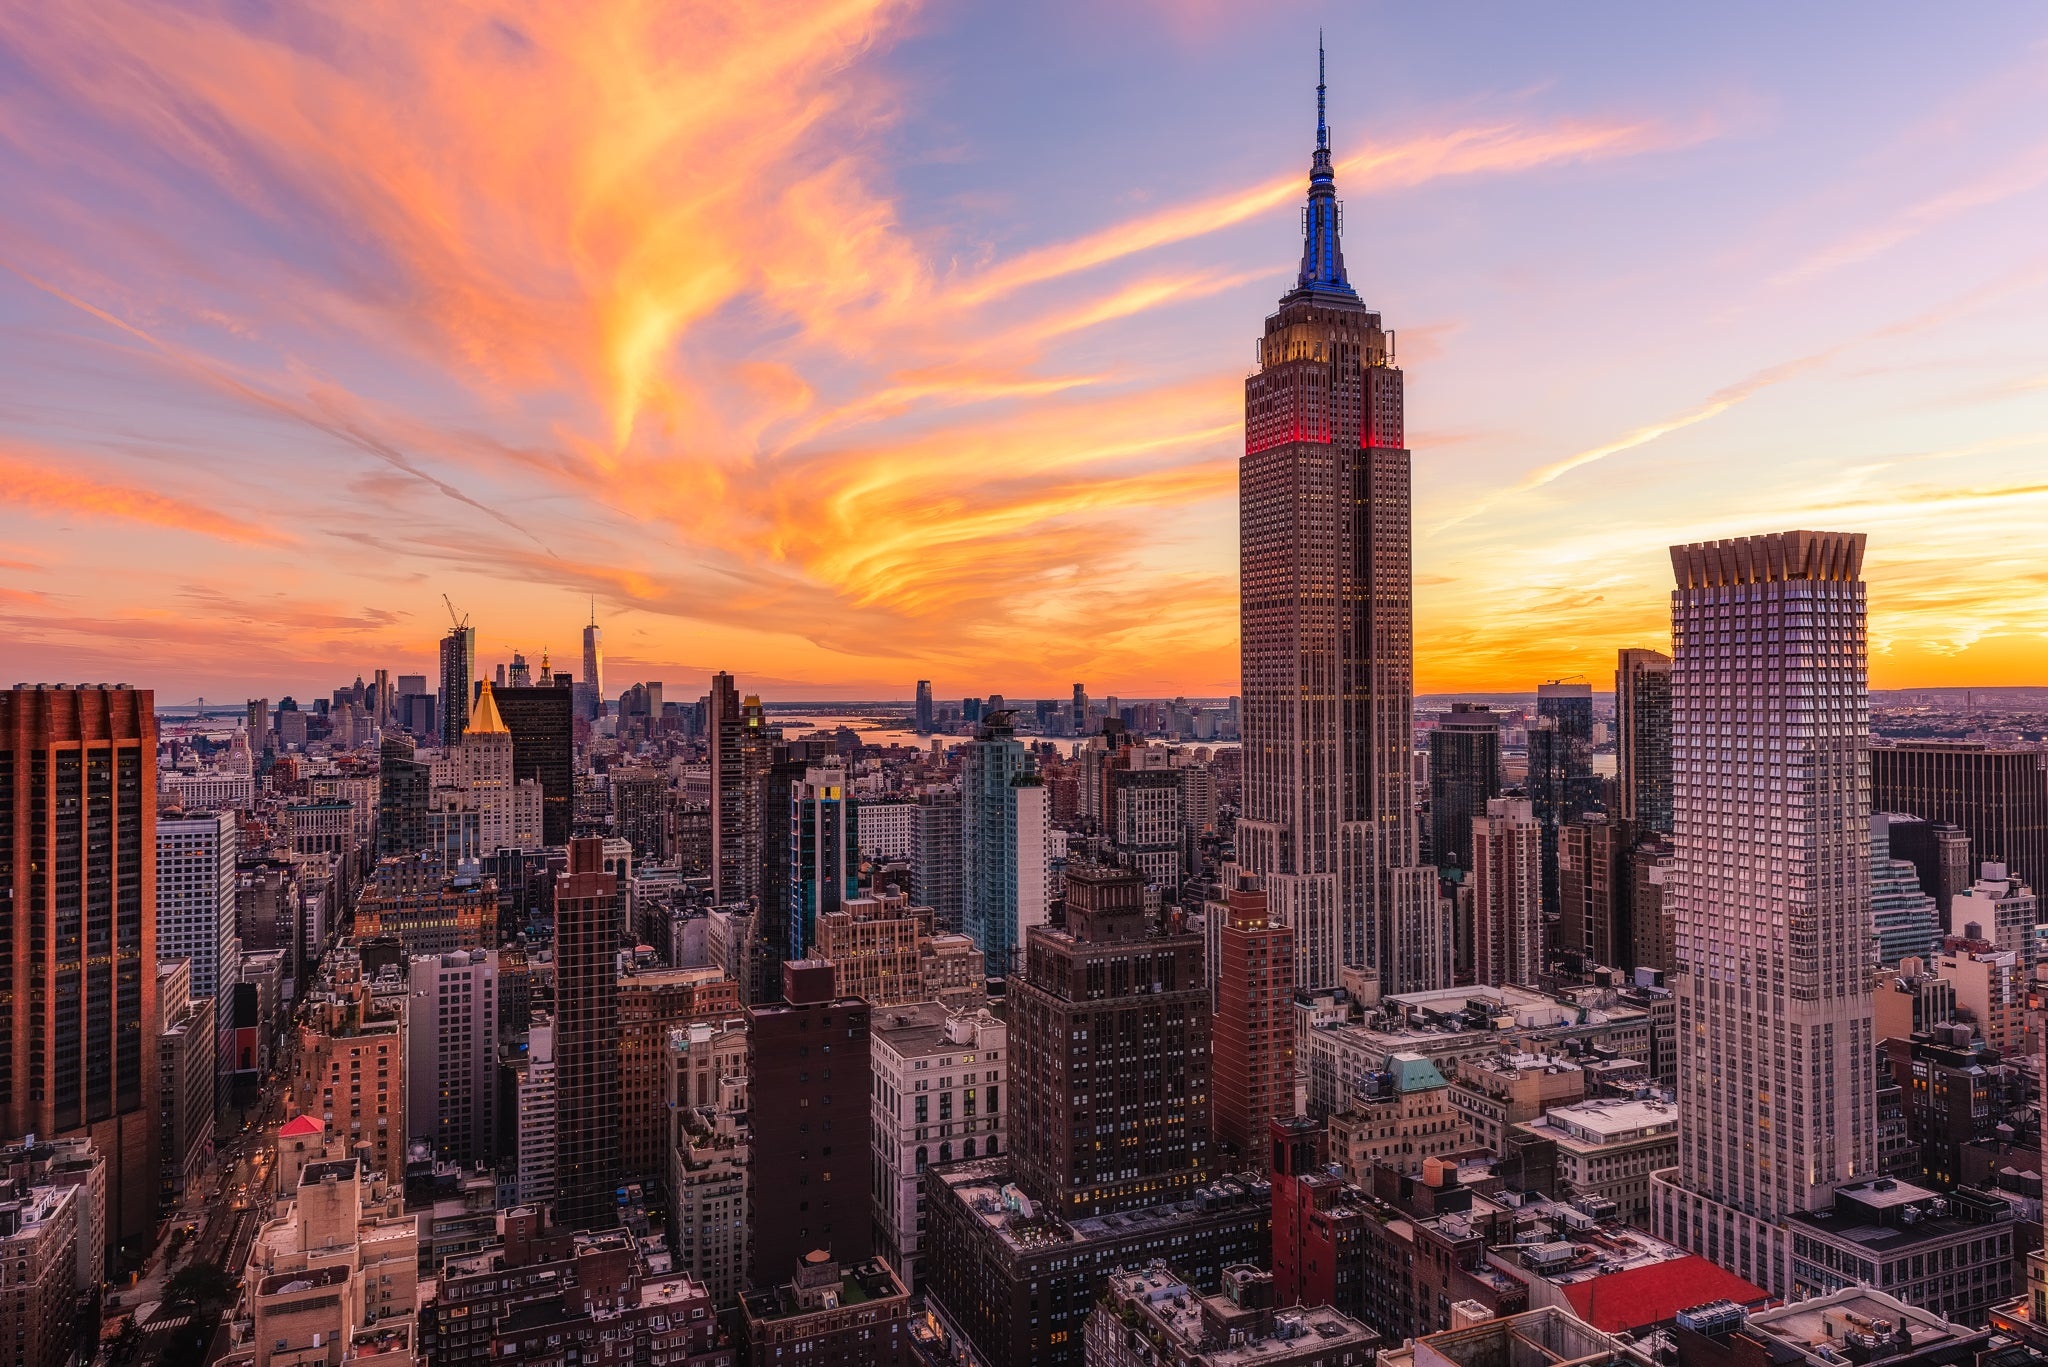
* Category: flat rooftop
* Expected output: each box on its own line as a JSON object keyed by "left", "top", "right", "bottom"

{"left": 935, "top": 1159, "right": 1269, "bottom": 1255}
{"left": 1106, "top": 1265, "right": 1375, "bottom": 1363}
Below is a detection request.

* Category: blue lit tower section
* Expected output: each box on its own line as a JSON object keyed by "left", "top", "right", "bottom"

{"left": 1237, "top": 43, "right": 1446, "bottom": 994}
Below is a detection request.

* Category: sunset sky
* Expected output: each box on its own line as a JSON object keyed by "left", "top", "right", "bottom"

{"left": 4, "top": 3, "right": 2048, "bottom": 703}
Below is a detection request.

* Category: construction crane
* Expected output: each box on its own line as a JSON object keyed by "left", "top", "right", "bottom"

{"left": 442, "top": 594, "right": 469, "bottom": 632}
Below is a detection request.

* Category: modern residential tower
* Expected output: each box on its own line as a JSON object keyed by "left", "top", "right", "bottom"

{"left": 1236, "top": 48, "right": 1442, "bottom": 995}
{"left": 1616, "top": 648, "right": 1674, "bottom": 835}
{"left": 1651, "top": 531, "right": 1876, "bottom": 1297}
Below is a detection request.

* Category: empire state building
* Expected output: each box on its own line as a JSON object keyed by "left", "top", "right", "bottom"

{"left": 1237, "top": 49, "right": 1447, "bottom": 994}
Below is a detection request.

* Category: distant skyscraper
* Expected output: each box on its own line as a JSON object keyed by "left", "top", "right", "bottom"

{"left": 1237, "top": 53, "right": 1440, "bottom": 995}
{"left": 579, "top": 601, "right": 604, "bottom": 723}
{"left": 1071, "top": 682, "right": 1087, "bottom": 731}
{"left": 439, "top": 623, "right": 476, "bottom": 749}
{"left": 1528, "top": 680, "right": 1596, "bottom": 929}
{"left": 1616, "top": 649, "right": 1674, "bottom": 835}
{"left": 371, "top": 668, "right": 393, "bottom": 728}
{"left": 507, "top": 651, "right": 531, "bottom": 689}
{"left": 1, "top": 683, "right": 161, "bottom": 1255}
{"left": 1872, "top": 741, "right": 2048, "bottom": 900}
{"left": 1651, "top": 531, "right": 1875, "bottom": 1296}
{"left": 247, "top": 697, "right": 269, "bottom": 747}
{"left": 1870, "top": 815, "right": 1941, "bottom": 968}
{"left": 914, "top": 680, "right": 934, "bottom": 734}
{"left": 553, "top": 837, "right": 622, "bottom": 1230}
{"left": 1469, "top": 797, "right": 1542, "bottom": 988}
{"left": 707, "top": 674, "right": 770, "bottom": 906}
{"left": 1428, "top": 704, "right": 1502, "bottom": 874}
{"left": 960, "top": 712, "right": 1050, "bottom": 978}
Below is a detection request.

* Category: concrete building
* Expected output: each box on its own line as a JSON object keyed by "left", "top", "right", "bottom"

{"left": 1299, "top": 983, "right": 1653, "bottom": 1121}
{"left": 1327, "top": 1052, "right": 1472, "bottom": 1183}
{"left": 1448, "top": 1052, "right": 1586, "bottom": 1156}
{"left": 1947, "top": 862, "right": 2040, "bottom": 971}
{"left": 1650, "top": 531, "right": 1877, "bottom": 1298}
{"left": 156, "top": 958, "right": 217, "bottom": 1204}
{"left": 616, "top": 965, "right": 740, "bottom": 1184}
{"left": 1787, "top": 1178, "right": 2017, "bottom": 1325}
{"left": 292, "top": 951, "right": 409, "bottom": 1185}
{"left": 0, "top": 1178, "right": 83, "bottom": 1367}
{"left": 1513, "top": 1097, "right": 1678, "bottom": 1227}
{"left": 238, "top": 1148, "right": 420, "bottom": 1367}
{"left": 869, "top": 1002, "right": 1006, "bottom": 1292}
{"left": 1211, "top": 875, "right": 1296, "bottom": 1171}
{"left": 1930, "top": 941, "right": 2026, "bottom": 1059}
{"left": 912, "top": 790, "right": 964, "bottom": 935}
{"left": 858, "top": 801, "right": 917, "bottom": 862}
{"left": 1086, "top": 1262, "right": 1377, "bottom": 1367}
{"left": 667, "top": 1018, "right": 749, "bottom": 1305}
{"left": 508, "top": 1017, "right": 556, "bottom": 1209}
{"left": 921, "top": 1158, "right": 1272, "bottom": 1367}
{"left": 405, "top": 948, "right": 497, "bottom": 1166}
{"left": 1470, "top": 797, "right": 1542, "bottom": 988}
{"left": 739, "top": 1253, "right": 910, "bottom": 1367}
{"left": 1, "top": 683, "right": 161, "bottom": 1254}
{"left": 745, "top": 960, "right": 871, "bottom": 1286}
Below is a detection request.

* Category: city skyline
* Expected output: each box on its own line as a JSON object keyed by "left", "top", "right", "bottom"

{"left": 7, "top": 7, "right": 2048, "bottom": 701}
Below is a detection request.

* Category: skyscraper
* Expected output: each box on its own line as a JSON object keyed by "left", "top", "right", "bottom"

{"left": 553, "top": 836, "right": 622, "bottom": 1230}
{"left": 491, "top": 681, "right": 575, "bottom": 846}
{"left": 960, "top": 712, "right": 1050, "bottom": 978}
{"left": 372, "top": 667, "right": 393, "bottom": 728}
{"left": 914, "top": 680, "right": 934, "bottom": 734}
{"left": 708, "top": 673, "right": 770, "bottom": 905}
{"left": 1872, "top": 741, "right": 2048, "bottom": 900}
{"left": 789, "top": 760, "right": 859, "bottom": 963}
{"left": 1651, "top": 531, "right": 1875, "bottom": 1296}
{"left": 1010, "top": 863, "right": 1211, "bottom": 1217}
{"left": 1237, "top": 48, "right": 1441, "bottom": 995}
{"left": 579, "top": 601, "right": 605, "bottom": 723}
{"left": 438, "top": 622, "right": 476, "bottom": 749}
{"left": 1616, "top": 649, "right": 1674, "bottom": 835}
{"left": 1428, "top": 703, "right": 1502, "bottom": 874}
{"left": 247, "top": 697, "right": 270, "bottom": 748}
{"left": 1, "top": 684, "right": 160, "bottom": 1254}
{"left": 1071, "top": 682, "right": 1087, "bottom": 731}
{"left": 1528, "top": 680, "right": 1596, "bottom": 927}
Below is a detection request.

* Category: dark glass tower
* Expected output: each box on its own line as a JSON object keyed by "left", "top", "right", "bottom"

{"left": 492, "top": 682, "right": 575, "bottom": 846}
{"left": 1237, "top": 44, "right": 1444, "bottom": 994}
{"left": 1528, "top": 681, "right": 1596, "bottom": 925}
{"left": 438, "top": 624, "right": 476, "bottom": 750}
{"left": 1428, "top": 704, "right": 1502, "bottom": 874}
{"left": 1616, "top": 649, "right": 1674, "bottom": 836}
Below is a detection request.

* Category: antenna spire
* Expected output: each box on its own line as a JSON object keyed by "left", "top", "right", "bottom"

{"left": 1317, "top": 31, "right": 1328, "bottom": 151}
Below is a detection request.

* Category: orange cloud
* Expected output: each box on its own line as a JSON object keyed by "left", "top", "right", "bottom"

{"left": 0, "top": 446, "right": 287, "bottom": 545}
